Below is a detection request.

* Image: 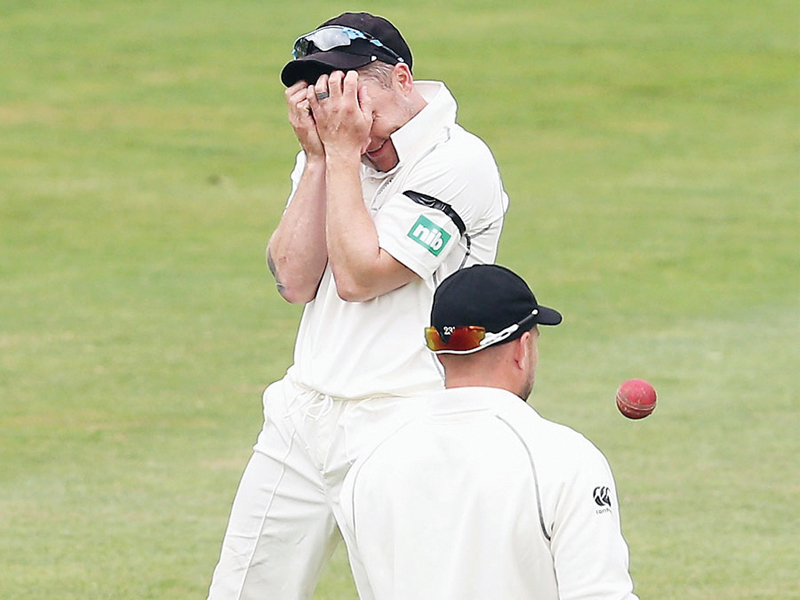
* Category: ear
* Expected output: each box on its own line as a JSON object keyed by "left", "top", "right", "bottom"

{"left": 512, "top": 332, "right": 531, "bottom": 371}
{"left": 393, "top": 63, "right": 414, "bottom": 92}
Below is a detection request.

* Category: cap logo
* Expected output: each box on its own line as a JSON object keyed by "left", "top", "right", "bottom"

{"left": 407, "top": 216, "right": 450, "bottom": 256}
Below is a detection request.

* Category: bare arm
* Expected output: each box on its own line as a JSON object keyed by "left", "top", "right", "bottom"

{"left": 308, "top": 71, "right": 417, "bottom": 302}
{"left": 267, "top": 159, "right": 328, "bottom": 304}
{"left": 267, "top": 81, "right": 329, "bottom": 304}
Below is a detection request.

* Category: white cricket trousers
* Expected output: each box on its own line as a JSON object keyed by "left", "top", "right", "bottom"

{"left": 206, "top": 376, "right": 416, "bottom": 600}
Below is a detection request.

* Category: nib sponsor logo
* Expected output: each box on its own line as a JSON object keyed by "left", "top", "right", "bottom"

{"left": 408, "top": 216, "right": 450, "bottom": 256}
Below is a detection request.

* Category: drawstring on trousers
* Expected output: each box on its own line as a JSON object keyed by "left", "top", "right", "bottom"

{"left": 287, "top": 389, "right": 335, "bottom": 422}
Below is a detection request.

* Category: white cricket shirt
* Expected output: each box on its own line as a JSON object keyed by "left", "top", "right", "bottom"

{"left": 341, "top": 388, "right": 640, "bottom": 600}
{"left": 284, "top": 82, "right": 509, "bottom": 399}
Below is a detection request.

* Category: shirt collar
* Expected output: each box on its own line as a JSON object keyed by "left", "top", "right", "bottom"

{"left": 391, "top": 81, "right": 457, "bottom": 162}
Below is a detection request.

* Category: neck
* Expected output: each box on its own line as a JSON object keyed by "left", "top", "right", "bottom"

{"left": 445, "top": 375, "right": 525, "bottom": 399}
{"left": 410, "top": 90, "right": 428, "bottom": 116}
{"left": 440, "top": 348, "right": 527, "bottom": 400}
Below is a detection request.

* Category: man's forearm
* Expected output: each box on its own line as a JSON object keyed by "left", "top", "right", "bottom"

{"left": 268, "top": 160, "right": 328, "bottom": 304}
{"left": 325, "top": 155, "right": 416, "bottom": 302}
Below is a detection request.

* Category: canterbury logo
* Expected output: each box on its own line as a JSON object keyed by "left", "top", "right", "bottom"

{"left": 593, "top": 486, "right": 612, "bottom": 508}
{"left": 407, "top": 216, "right": 451, "bottom": 256}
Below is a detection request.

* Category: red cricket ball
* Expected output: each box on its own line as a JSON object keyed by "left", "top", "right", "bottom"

{"left": 616, "top": 379, "right": 657, "bottom": 419}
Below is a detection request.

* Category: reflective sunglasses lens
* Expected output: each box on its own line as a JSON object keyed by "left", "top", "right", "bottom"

{"left": 310, "top": 29, "right": 349, "bottom": 52}
{"left": 424, "top": 328, "right": 444, "bottom": 351}
{"left": 292, "top": 26, "right": 402, "bottom": 64}
{"left": 292, "top": 38, "right": 311, "bottom": 58}
{"left": 293, "top": 27, "right": 364, "bottom": 58}
{"left": 425, "top": 326, "right": 486, "bottom": 352}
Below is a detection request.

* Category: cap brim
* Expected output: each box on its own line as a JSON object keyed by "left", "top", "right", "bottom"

{"left": 281, "top": 52, "right": 373, "bottom": 86}
{"left": 535, "top": 305, "right": 563, "bottom": 326}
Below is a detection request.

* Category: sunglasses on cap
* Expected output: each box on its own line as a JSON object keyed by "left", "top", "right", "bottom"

{"left": 292, "top": 25, "right": 405, "bottom": 64}
{"left": 425, "top": 311, "right": 540, "bottom": 355}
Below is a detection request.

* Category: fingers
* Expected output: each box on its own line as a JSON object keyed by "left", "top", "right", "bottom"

{"left": 342, "top": 70, "right": 359, "bottom": 101}
{"left": 285, "top": 80, "right": 324, "bottom": 157}
{"left": 357, "top": 81, "right": 372, "bottom": 118}
{"left": 285, "top": 80, "right": 308, "bottom": 98}
{"left": 330, "top": 71, "right": 362, "bottom": 108}
{"left": 314, "top": 73, "right": 331, "bottom": 101}
{"left": 310, "top": 70, "right": 356, "bottom": 105}
{"left": 308, "top": 73, "right": 330, "bottom": 113}
{"left": 286, "top": 80, "right": 312, "bottom": 115}
{"left": 309, "top": 71, "right": 367, "bottom": 116}
{"left": 307, "top": 70, "right": 370, "bottom": 155}
{"left": 286, "top": 80, "right": 309, "bottom": 104}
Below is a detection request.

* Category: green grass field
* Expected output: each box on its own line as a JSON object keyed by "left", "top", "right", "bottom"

{"left": 1, "top": 1, "right": 798, "bottom": 598}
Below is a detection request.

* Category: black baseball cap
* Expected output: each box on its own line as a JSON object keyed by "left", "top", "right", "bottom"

{"left": 430, "top": 265, "right": 562, "bottom": 352}
{"left": 281, "top": 12, "right": 413, "bottom": 87}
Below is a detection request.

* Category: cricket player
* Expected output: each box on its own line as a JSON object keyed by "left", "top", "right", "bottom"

{"left": 340, "top": 264, "right": 640, "bottom": 600}
{"left": 206, "top": 12, "right": 509, "bottom": 599}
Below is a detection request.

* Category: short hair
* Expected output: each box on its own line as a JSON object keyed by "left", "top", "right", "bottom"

{"left": 356, "top": 61, "right": 396, "bottom": 88}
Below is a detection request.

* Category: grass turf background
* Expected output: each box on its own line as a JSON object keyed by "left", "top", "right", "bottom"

{"left": 1, "top": 0, "right": 798, "bottom": 598}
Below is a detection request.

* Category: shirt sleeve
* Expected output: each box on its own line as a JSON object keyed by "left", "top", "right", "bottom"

{"left": 549, "top": 437, "right": 640, "bottom": 600}
{"left": 374, "top": 190, "right": 466, "bottom": 278}
{"left": 374, "top": 132, "right": 507, "bottom": 277}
